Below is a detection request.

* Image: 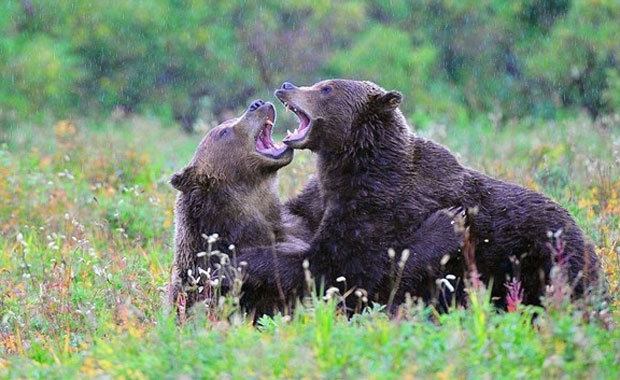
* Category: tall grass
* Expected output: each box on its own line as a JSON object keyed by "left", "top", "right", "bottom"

{"left": 0, "top": 114, "right": 618, "bottom": 378}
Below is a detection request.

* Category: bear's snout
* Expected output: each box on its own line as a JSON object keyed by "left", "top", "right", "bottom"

{"left": 281, "top": 82, "right": 297, "bottom": 90}
{"left": 249, "top": 99, "right": 265, "bottom": 112}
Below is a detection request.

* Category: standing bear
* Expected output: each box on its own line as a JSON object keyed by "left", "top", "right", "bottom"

{"left": 168, "top": 99, "right": 310, "bottom": 319}
{"left": 274, "top": 79, "right": 602, "bottom": 310}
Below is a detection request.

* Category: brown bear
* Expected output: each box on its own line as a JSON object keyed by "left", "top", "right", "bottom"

{"left": 168, "top": 99, "right": 311, "bottom": 318}
{"left": 273, "top": 79, "right": 602, "bottom": 310}
{"left": 169, "top": 98, "right": 468, "bottom": 319}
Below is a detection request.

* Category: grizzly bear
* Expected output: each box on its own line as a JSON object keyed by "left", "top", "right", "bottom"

{"left": 168, "top": 99, "right": 311, "bottom": 318}
{"left": 273, "top": 79, "right": 601, "bottom": 310}
{"left": 169, "top": 98, "right": 468, "bottom": 318}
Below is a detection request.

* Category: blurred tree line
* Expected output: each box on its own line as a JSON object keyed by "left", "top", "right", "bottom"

{"left": 1, "top": 0, "right": 619, "bottom": 132}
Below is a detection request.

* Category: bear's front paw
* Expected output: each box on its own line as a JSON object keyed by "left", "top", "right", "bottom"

{"left": 445, "top": 206, "right": 468, "bottom": 232}
{"left": 417, "top": 206, "right": 468, "bottom": 251}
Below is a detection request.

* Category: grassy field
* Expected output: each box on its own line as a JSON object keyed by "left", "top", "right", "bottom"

{"left": 0, "top": 112, "right": 619, "bottom": 378}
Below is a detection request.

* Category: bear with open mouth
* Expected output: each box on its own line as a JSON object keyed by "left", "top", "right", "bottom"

{"left": 168, "top": 95, "right": 470, "bottom": 319}
{"left": 168, "top": 99, "right": 311, "bottom": 319}
{"left": 273, "top": 79, "right": 602, "bottom": 311}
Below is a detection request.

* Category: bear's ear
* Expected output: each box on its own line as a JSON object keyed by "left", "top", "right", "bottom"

{"left": 372, "top": 91, "right": 403, "bottom": 112}
{"left": 170, "top": 166, "right": 199, "bottom": 192}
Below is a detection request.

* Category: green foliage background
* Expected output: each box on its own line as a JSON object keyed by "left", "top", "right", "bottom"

{"left": 1, "top": 0, "right": 619, "bottom": 130}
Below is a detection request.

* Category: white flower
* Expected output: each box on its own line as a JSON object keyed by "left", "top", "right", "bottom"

{"left": 219, "top": 254, "right": 229, "bottom": 265}
{"left": 436, "top": 278, "right": 455, "bottom": 293}
{"left": 440, "top": 254, "right": 450, "bottom": 266}
{"left": 207, "top": 233, "right": 219, "bottom": 244}
{"left": 387, "top": 248, "right": 396, "bottom": 259}
{"left": 400, "top": 249, "right": 410, "bottom": 263}
{"left": 16, "top": 233, "right": 26, "bottom": 247}
{"left": 197, "top": 267, "right": 210, "bottom": 277}
{"left": 324, "top": 287, "right": 340, "bottom": 300}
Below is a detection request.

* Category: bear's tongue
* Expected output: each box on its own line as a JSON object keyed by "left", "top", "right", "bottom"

{"left": 283, "top": 105, "right": 310, "bottom": 142}
{"left": 256, "top": 121, "right": 288, "bottom": 157}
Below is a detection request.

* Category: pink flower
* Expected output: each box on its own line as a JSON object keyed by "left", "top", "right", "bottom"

{"left": 505, "top": 278, "right": 523, "bottom": 313}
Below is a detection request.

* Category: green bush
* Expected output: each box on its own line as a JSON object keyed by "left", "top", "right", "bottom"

{"left": 1, "top": 0, "right": 619, "bottom": 127}
{"left": 0, "top": 35, "right": 83, "bottom": 118}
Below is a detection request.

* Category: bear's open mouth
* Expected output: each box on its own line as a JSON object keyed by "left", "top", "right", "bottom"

{"left": 255, "top": 106, "right": 289, "bottom": 159}
{"left": 281, "top": 102, "right": 311, "bottom": 143}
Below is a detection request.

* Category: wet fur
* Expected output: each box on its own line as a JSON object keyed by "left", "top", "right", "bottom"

{"left": 272, "top": 79, "right": 601, "bottom": 310}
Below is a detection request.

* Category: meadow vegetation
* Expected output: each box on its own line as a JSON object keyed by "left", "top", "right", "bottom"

{"left": 1, "top": 1, "right": 620, "bottom": 377}
{"left": 0, "top": 113, "right": 618, "bottom": 378}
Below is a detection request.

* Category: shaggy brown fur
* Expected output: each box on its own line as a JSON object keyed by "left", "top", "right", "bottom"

{"left": 168, "top": 100, "right": 309, "bottom": 318}
{"left": 271, "top": 79, "right": 601, "bottom": 310}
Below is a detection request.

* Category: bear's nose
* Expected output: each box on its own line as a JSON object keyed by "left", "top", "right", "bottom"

{"left": 281, "top": 82, "right": 297, "bottom": 90}
{"left": 249, "top": 99, "right": 265, "bottom": 111}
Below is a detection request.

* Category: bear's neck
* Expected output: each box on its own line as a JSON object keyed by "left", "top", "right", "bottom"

{"left": 211, "top": 179, "right": 280, "bottom": 218}
{"left": 316, "top": 112, "right": 411, "bottom": 194}
{"left": 182, "top": 178, "right": 282, "bottom": 246}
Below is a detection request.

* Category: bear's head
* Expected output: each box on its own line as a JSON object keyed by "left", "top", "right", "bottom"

{"left": 170, "top": 100, "right": 292, "bottom": 192}
{"left": 274, "top": 79, "right": 404, "bottom": 152}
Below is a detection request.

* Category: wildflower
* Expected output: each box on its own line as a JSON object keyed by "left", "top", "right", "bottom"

{"left": 197, "top": 267, "right": 210, "bottom": 277}
{"left": 207, "top": 233, "right": 219, "bottom": 244}
{"left": 324, "top": 287, "right": 340, "bottom": 300}
{"left": 400, "top": 249, "right": 410, "bottom": 262}
{"left": 436, "top": 278, "right": 455, "bottom": 293}
{"left": 398, "top": 249, "right": 410, "bottom": 268}
{"left": 546, "top": 229, "right": 567, "bottom": 265}
{"left": 440, "top": 254, "right": 450, "bottom": 266}
{"left": 219, "top": 253, "right": 229, "bottom": 265}
{"left": 16, "top": 233, "right": 26, "bottom": 247}
{"left": 388, "top": 248, "right": 396, "bottom": 259}
{"left": 504, "top": 278, "right": 523, "bottom": 313}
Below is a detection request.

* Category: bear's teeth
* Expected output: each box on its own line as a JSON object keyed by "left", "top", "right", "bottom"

{"left": 265, "top": 120, "right": 273, "bottom": 126}
{"left": 285, "top": 104, "right": 290, "bottom": 112}
{"left": 286, "top": 129, "right": 292, "bottom": 136}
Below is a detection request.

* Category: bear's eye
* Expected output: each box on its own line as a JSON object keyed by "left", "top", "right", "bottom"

{"left": 217, "top": 128, "right": 231, "bottom": 139}
{"left": 320, "top": 86, "right": 332, "bottom": 95}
